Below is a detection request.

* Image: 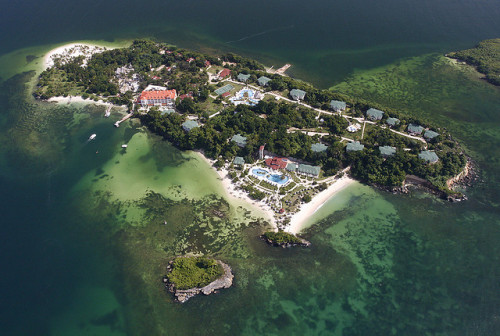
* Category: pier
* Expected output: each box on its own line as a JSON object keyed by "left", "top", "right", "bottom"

{"left": 114, "top": 112, "right": 133, "bottom": 127}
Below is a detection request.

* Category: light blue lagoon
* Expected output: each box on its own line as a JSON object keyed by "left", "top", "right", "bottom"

{"left": 251, "top": 168, "right": 289, "bottom": 185}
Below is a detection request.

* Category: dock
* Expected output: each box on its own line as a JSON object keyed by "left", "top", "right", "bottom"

{"left": 275, "top": 64, "right": 291, "bottom": 75}
{"left": 114, "top": 112, "right": 134, "bottom": 127}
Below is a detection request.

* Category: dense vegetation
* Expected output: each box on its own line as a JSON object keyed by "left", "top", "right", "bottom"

{"left": 167, "top": 256, "right": 223, "bottom": 290}
{"left": 35, "top": 39, "right": 467, "bottom": 192}
{"left": 448, "top": 38, "right": 500, "bottom": 86}
{"left": 263, "top": 231, "right": 302, "bottom": 245}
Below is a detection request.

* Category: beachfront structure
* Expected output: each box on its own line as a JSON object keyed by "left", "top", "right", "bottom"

{"left": 218, "top": 68, "right": 231, "bottom": 80}
{"left": 214, "top": 84, "right": 234, "bottom": 96}
{"left": 182, "top": 120, "right": 199, "bottom": 132}
{"left": 138, "top": 89, "right": 177, "bottom": 107}
{"left": 265, "top": 157, "right": 289, "bottom": 170}
{"left": 346, "top": 141, "right": 364, "bottom": 152}
{"left": 258, "top": 76, "right": 271, "bottom": 86}
{"left": 290, "top": 89, "right": 306, "bottom": 101}
{"left": 330, "top": 100, "right": 347, "bottom": 112}
{"left": 285, "top": 162, "right": 297, "bottom": 172}
{"left": 297, "top": 164, "right": 321, "bottom": 177}
{"left": 386, "top": 117, "right": 400, "bottom": 127}
{"left": 366, "top": 108, "right": 384, "bottom": 120}
{"left": 231, "top": 134, "right": 247, "bottom": 147}
{"left": 419, "top": 150, "right": 439, "bottom": 164}
{"left": 408, "top": 124, "right": 424, "bottom": 135}
{"left": 237, "top": 73, "right": 251, "bottom": 83}
{"left": 233, "top": 156, "right": 245, "bottom": 166}
{"left": 379, "top": 146, "right": 396, "bottom": 157}
{"left": 424, "top": 130, "right": 439, "bottom": 140}
{"left": 311, "top": 143, "right": 328, "bottom": 153}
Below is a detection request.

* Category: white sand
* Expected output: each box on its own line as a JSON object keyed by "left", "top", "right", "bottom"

{"left": 286, "top": 175, "right": 355, "bottom": 234}
{"left": 193, "top": 152, "right": 277, "bottom": 228}
{"left": 44, "top": 43, "right": 111, "bottom": 69}
{"left": 46, "top": 96, "right": 117, "bottom": 107}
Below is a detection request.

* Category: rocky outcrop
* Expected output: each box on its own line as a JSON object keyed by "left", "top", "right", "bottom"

{"left": 262, "top": 235, "right": 311, "bottom": 248}
{"left": 165, "top": 260, "right": 233, "bottom": 303}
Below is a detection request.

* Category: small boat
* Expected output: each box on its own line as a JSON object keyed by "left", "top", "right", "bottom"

{"left": 163, "top": 221, "right": 167, "bottom": 225}
{"left": 121, "top": 144, "right": 128, "bottom": 148}
{"left": 89, "top": 134, "right": 97, "bottom": 140}
{"left": 104, "top": 105, "right": 111, "bottom": 117}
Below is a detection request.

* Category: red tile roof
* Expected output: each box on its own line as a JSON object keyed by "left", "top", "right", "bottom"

{"left": 138, "top": 90, "right": 177, "bottom": 102}
{"left": 187, "top": 57, "right": 195, "bottom": 63}
{"left": 221, "top": 92, "right": 231, "bottom": 97}
{"left": 265, "top": 157, "right": 288, "bottom": 170}
{"left": 219, "top": 68, "right": 231, "bottom": 78}
{"left": 204, "top": 60, "right": 211, "bottom": 67}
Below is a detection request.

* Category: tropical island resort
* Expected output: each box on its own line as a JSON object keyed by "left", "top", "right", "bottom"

{"left": 35, "top": 40, "right": 472, "bottom": 299}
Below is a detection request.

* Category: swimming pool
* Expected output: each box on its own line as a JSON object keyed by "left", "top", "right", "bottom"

{"left": 251, "top": 168, "right": 289, "bottom": 185}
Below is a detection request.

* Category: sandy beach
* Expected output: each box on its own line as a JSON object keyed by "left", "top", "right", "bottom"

{"left": 193, "top": 152, "right": 277, "bottom": 228}
{"left": 44, "top": 43, "right": 111, "bottom": 69}
{"left": 286, "top": 175, "right": 355, "bottom": 234}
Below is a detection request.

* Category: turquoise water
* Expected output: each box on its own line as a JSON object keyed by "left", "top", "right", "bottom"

{"left": 1, "top": 0, "right": 500, "bottom": 335}
{"left": 252, "top": 168, "right": 289, "bottom": 185}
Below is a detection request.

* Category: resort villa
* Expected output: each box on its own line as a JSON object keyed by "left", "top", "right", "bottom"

{"left": 237, "top": 73, "right": 251, "bottom": 83}
{"left": 311, "top": 143, "right": 328, "bottom": 153}
{"left": 231, "top": 134, "right": 247, "bottom": 148}
{"left": 218, "top": 68, "right": 231, "bottom": 80}
{"left": 379, "top": 146, "right": 396, "bottom": 157}
{"left": 330, "top": 100, "right": 347, "bottom": 112}
{"left": 366, "top": 108, "right": 384, "bottom": 121}
{"left": 419, "top": 150, "right": 439, "bottom": 164}
{"left": 138, "top": 89, "right": 177, "bottom": 107}
{"left": 257, "top": 76, "right": 271, "bottom": 86}
{"left": 346, "top": 141, "right": 364, "bottom": 152}
{"left": 290, "top": 89, "right": 306, "bottom": 101}
{"left": 182, "top": 120, "right": 199, "bottom": 132}
{"left": 386, "top": 117, "right": 400, "bottom": 127}
{"left": 408, "top": 124, "right": 424, "bottom": 135}
{"left": 233, "top": 156, "right": 245, "bottom": 166}
{"left": 424, "top": 130, "right": 439, "bottom": 140}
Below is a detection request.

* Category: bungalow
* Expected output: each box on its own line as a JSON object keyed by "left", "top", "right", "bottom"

{"left": 290, "top": 89, "right": 306, "bottom": 101}
{"left": 182, "top": 120, "right": 199, "bottom": 132}
{"left": 424, "top": 130, "right": 439, "bottom": 140}
{"left": 330, "top": 100, "right": 347, "bottom": 112}
{"left": 257, "top": 76, "right": 271, "bottom": 86}
{"left": 419, "top": 150, "right": 439, "bottom": 164}
{"left": 311, "top": 143, "right": 328, "bottom": 153}
{"left": 237, "top": 73, "right": 251, "bottom": 83}
{"left": 231, "top": 134, "right": 247, "bottom": 147}
{"left": 218, "top": 68, "right": 231, "bottom": 80}
{"left": 379, "top": 146, "right": 396, "bottom": 157}
{"left": 285, "top": 162, "right": 297, "bottom": 172}
{"left": 186, "top": 57, "right": 195, "bottom": 63}
{"left": 366, "top": 108, "right": 384, "bottom": 120}
{"left": 346, "top": 141, "right": 364, "bottom": 152}
{"left": 407, "top": 124, "right": 424, "bottom": 135}
{"left": 233, "top": 156, "right": 245, "bottom": 166}
{"left": 297, "top": 164, "right": 321, "bottom": 177}
{"left": 138, "top": 89, "right": 177, "bottom": 107}
{"left": 204, "top": 60, "right": 211, "bottom": 67}
{"left": 386, "top": 117, "right": 400, "bottom": 127}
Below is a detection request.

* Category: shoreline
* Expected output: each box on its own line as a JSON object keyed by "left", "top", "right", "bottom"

{"left": 193, "top": 151, "right": 277, "bottom": 228}
{"left": 286, "top": 175, "right": 355, "bottom": 234}
{"left": 43, "top": 42, "right": 113, "bottom": 70}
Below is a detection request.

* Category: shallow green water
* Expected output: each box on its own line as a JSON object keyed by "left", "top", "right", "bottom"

{"left": 1, "top": 0, "right": 500, "bottom": 334}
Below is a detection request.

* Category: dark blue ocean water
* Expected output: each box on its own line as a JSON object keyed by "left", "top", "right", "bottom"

{"left": 1, "top": 1, "right": 500, "bottom": 335}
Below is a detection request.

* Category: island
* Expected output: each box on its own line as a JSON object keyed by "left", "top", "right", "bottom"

{"left": 164, "top": 256, "right": 233, "bottom": 303}
{"left": 262, "top": 231, "right": 311, "bottom": 248}
{"left": 35, "top": 39, "right": 471, "bottom": 233}
{"left": 447, "top": 38, "right": 500, "bottom": 86}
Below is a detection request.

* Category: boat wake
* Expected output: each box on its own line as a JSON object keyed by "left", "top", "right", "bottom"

{"left": 226, "top": 25, "right": 295, "bottom": 44}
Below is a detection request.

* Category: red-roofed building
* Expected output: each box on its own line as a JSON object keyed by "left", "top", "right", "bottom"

{"left": 138, "top": 89, "right": 177, "bottom": 107}
{"left": 221, "top": 91, "right": 231, "bottom": 98}
{"left": 151, "top": 76, "right": 160, "bottom": 80}
{"left": 218, "top": 68, "right": 231, "bottom": 80}
{"left": 265, "top": 157, "right": 288, "bottom": 170}
{"left": 179, "top": 93, "right": 193, "bottom": 100}
{"left": 186, "top": 57, "right": 195, "bottom": 63}
{"left": 204, "top": 60, "right": 211, "bottom": 67}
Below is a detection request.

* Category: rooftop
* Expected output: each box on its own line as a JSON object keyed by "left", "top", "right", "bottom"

{"left": 386, "top": 117, "right": 400, "bottom": 126}
{"left": 424, "top": 130, "right": 439, "bottom": 139}
{"left": 366, "top": 108, "right": 384, "bottom": 120}
{"left": 265, "top": 157, "right": 288, "bottom": 170}
{"left": 237, "top": 73, "right": 251, "bottom": 82}
{"left": 297, "top": 164, "right": 321, "bottom": 176}
{"left": 138, "top": 89, "right": 177, "bottom": 101}
{"left": 231, "top": 134, "right": 247, "bottom": 147}
{"left": 346, "top": 141, "right": 364, "bottom": 152}
{"left": 311, "top": 142, "right": 328, "bottom": 152}
{"left": 408, "top": 124, "right": 424, "bottom": 134}
{"left": 233, "top": 156, "right": 245, "bottom": 165}
{"left": 182, "top": 120, "right": 199, "bottom": 132}
{"left": 258, "top": 76, "right": 271, "bottom": 86}
{"left": 290, "top": 89, "right": 306, "bottom": 100}
{"left": 419, "top": 150, "right": 439, "bottom": 163}
{"left": 330, "top": 100, "right": 347, "bottom": 111}
{"left": 379, "top": 146, "right": 396, "bottom": 156}
{"left": 219, "top": 68, "right": 231, "bottom": 78}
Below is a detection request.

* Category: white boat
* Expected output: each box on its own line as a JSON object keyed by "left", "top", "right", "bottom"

{"left": 121, "top": 144, "right": 128, "bottom": 148}
{"left": 104, "top": 106, "right": 111, "bottom": 117}
{"left": 89, "top": 134, "right": 97, "bottom": 140}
